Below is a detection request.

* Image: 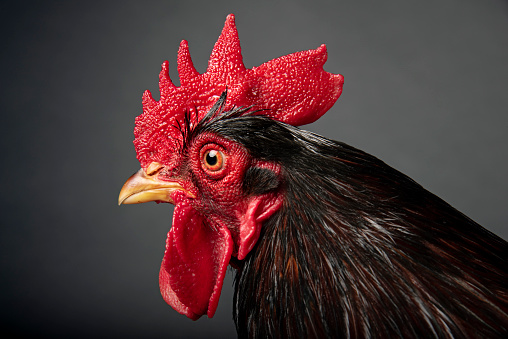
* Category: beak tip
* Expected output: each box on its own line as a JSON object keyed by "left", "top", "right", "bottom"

{"left": 118, "top": 193, "right": 127, "bottom": 206}
{"left": 118, "top": 167, "right": 185, "bottom": 205}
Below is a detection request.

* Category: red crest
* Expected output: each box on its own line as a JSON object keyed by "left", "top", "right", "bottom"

{"left": 134, "top": 14, "right": 344, "bottom": 168}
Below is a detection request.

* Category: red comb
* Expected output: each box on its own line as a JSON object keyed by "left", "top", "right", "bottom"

{"left": 134, "top": 14, "right": 344, "bottom": 168}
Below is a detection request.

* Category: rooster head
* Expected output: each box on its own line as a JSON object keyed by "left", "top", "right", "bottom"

{"left": 118, "top": 14, "right": 343, "bottom": 320}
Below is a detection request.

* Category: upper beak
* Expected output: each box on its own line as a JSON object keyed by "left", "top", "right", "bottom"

{"left": 118, "top": 163, "right": 190, "bottom": 205}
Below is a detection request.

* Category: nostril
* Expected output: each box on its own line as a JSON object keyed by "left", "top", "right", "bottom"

{"left": 160, "top": 167, "right": 180, "bottom": 179}
{"left": 146, "top": 162, "right": 164, "bottom": 176}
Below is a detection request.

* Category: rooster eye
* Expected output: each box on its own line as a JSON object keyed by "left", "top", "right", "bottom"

{"left": 202, "top": 149, "right": 224, "bottom": 172}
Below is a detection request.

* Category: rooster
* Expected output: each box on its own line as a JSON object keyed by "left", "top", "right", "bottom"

{"left": 119, "top": 14, "right": 508, "bottom": 338}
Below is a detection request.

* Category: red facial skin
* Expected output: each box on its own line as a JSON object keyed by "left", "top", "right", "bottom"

{"left": 153, "top": 132, "right": 282, "bottom": 319}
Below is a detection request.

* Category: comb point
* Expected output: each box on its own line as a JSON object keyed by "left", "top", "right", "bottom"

{"left": 142, "top": 89, "right": 157, "bottom": 108}
{"left": 159, "top": 61, "right": 176, "bottom": 98}
{"left": 178, "top": 40, "right": 200, "bottom": 85}
{"left": 207, "top": 14, "right": 245, "bottom": 76}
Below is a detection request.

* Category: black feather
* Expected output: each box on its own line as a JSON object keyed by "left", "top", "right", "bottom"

{"left": 195, "top": 102, "right": 508, "bottom": 338}
{"left": 243, "top": 167, "right": 280, "bottom": 196}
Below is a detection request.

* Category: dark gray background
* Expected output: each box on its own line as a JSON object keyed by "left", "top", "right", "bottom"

{"left": 1, "top": 0, "right": 506, "bottom": 338}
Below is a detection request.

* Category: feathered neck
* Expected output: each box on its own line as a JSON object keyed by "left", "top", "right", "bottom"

{"left": 229, "top": 121, "right": 508, "bottom": 338}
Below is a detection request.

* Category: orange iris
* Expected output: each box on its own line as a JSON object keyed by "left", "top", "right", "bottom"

{"left": 202, "top": 149, "right": 224, "bottom": 172}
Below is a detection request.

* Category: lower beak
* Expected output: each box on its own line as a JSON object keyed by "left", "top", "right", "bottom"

{"left": 118, "top": 168, "right": 188, "bottom": 205}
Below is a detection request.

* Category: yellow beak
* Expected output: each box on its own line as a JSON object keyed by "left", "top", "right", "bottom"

{"left": 118, "top": 164, "right": 190, "bottom": 205}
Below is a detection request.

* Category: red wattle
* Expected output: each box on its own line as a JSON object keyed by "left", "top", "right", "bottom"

{"left": 159, "top": 192, "right": 233, "bottom": 319}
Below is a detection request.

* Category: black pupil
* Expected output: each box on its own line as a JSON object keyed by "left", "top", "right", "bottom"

{"left": 206, "top": 151, "right": 218, "bottom": 166}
